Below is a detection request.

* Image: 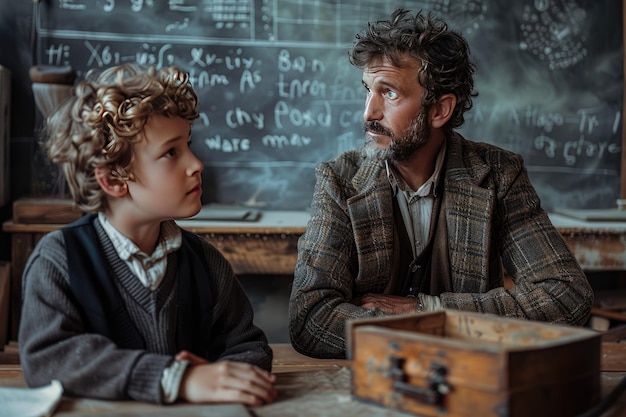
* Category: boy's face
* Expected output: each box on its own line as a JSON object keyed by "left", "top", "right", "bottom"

{"left": 126, "top": 115, "right": 203, "bottom": 220}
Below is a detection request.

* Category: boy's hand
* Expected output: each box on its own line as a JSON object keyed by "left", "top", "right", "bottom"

{"left": 178, "top": 359, "right": 277, "bottom": 405}
{"left": 175, "top": 350, "right": 208, "bottom": 365}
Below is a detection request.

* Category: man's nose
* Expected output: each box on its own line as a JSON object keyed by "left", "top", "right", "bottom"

{"left": 363, "top": 94, "right": 382, "bottom": 121}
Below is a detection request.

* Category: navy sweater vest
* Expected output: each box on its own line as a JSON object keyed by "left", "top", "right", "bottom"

{"left": 62, "top": 214, "right": 214, "bottom": 359}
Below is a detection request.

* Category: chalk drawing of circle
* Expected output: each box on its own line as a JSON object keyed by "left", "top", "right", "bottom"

{"left": 534, "top": 0, "right": 550, "bottom": 12}
{"left": 519, "top": 0, "right": 587, "bottom": 70}
{"left": 441, "top": 0, "right": 487, "bottom": 34}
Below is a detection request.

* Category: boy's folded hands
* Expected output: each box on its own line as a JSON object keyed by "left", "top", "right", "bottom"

{"left": 175, "top": 350, "right": 277, "bottom": 405}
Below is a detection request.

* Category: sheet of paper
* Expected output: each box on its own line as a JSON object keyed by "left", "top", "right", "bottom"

{"left": 0, "top": 380, "right": 63, "bottom": 417}
{"left": 190, "top": 205, "right": 261, "bottom": 221}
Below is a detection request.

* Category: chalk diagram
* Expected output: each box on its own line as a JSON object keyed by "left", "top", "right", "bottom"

{"left": 423, "top": 0, "right": 488, "bottom": 34}
{"left": 519, "top": 0, "right": 587, "bottom": 70}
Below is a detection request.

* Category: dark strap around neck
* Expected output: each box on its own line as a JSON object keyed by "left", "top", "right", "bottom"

{"left": 63, "top": 214, "right": 144, "bottom": 348}
{"left": 63, "top": 216, "right": 215, "bottom": 356}
{"left": 392, "top": 190, "right": 452, "bottom": 297}
{"left": 175, "top": 230, "right": 214, "bottom": 358}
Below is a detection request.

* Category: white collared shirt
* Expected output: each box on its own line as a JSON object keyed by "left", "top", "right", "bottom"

{"left": 97, "top": 212, "right": 182, "bottom": 291}
{"left": 386, "top": 141, "right": 446, "bottom": 258}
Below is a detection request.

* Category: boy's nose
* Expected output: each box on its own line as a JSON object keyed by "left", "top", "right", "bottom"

{"left": 188, "top": 152, "right": 203, "bottom": 175}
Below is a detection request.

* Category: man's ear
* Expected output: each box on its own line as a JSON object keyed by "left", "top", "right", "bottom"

{"left": 429, "top": 93, "right": 457, "bottom": 129}
{"left": 95, "top": 165, "right": 128, "bottom": 198}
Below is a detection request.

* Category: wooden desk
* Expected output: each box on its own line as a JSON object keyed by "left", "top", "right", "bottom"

{"left": 0, "top": 343, "right": 624, "bottom": 417}
{"left": 5, "top": 211, "right": 626, "bottom": 275}
{"left": 2, "top": 212, "right": 308, "bottom": 340}
{"left": 549, "top": 213, "right": 626, "bottom": 272}
{"left": 3, "top": 212, "right": 626, "bottom": 341}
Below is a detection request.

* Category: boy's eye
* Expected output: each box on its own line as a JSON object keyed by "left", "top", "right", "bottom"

{"left": 164, "top": 148, "right": 176, "bottom": 158}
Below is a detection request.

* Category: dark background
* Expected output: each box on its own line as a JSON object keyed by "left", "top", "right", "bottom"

{"left": 0, "top": 0, "right": 623, "bottom": 343}
{"left": 1, "top": 0, "right": 622, "bottom": 216}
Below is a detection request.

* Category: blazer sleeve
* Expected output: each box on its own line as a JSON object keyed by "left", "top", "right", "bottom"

{"left": 289, "top": 162, "right": 385, "bottom": 359}
{"left": 440, "top": 155, "right": 593, "bottom": 326}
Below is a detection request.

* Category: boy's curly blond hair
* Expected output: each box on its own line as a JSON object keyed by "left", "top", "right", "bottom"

{"left": 45, "top": 63, "right": 199, "bottom": 213}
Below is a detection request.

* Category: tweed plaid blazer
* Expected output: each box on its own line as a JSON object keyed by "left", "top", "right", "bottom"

{"left": 289, "top": 132, "right": 593, "bottom": 359}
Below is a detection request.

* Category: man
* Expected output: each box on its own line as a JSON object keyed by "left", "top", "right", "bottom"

{"left": 288, "top": 9, "right": 593, "bottom": 359}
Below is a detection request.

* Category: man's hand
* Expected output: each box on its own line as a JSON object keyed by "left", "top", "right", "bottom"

{"left": 353, "top": 293, "right": 418, "bottom": 314}
{"left": 177, "top": 355, "right": 276, "bottom": 405}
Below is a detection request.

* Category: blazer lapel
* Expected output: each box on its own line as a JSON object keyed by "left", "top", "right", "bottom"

{"left": 346, "top": 159, "right": 395, "bottom": 293}
{"left": 444, "top": 135, "right": 495, "bottom": 285}
{"left": 343, "top": 136, "right": 497, "bottom": 293}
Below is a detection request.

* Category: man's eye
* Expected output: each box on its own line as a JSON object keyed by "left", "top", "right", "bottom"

{"left": 385, "top": 90, "right": 398, "bottom": 99}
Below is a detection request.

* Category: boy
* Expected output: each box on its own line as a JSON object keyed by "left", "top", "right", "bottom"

{"left": 18, "top": 63, "right": 276, "bottom": 405}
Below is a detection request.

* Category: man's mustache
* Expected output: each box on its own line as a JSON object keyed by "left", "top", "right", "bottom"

{"left": 363, "top": 121, "right": 393, "bottom": 137}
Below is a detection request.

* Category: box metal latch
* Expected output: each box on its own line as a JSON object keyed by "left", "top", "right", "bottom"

{"left": 390, "top": 356, "right": 451, "bottom": 406}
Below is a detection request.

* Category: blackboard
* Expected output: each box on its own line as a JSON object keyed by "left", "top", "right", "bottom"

{"left": 32, "top": 0, "right": 623, "bottom": 211}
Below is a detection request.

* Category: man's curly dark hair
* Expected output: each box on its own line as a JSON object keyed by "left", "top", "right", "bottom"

{"left": 349, "top": 8, "right": 478, "bottom": 130}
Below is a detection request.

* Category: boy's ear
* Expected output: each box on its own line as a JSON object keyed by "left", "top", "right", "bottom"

{"left": 95, "top": 165, "right": 128, "bottom": 198}
{"left": 429, "top": 93, "right": 457, "bottom": 129}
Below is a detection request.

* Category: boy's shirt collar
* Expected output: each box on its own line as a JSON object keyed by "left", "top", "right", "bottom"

{"left": 97, "top": 212, "right": 182, "bottom": 290}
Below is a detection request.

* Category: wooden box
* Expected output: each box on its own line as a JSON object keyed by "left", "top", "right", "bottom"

{"left": 347, "top": 310, "right": 601, "bottom": 417}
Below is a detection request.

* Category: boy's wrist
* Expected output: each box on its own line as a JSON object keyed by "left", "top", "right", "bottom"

{"left": 162, "top": 359, "right": 190, "bottom": 404}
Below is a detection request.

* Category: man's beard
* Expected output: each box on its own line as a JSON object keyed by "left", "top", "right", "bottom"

{"left": 363, "top": 112, "right": 430, "bottom": 162}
